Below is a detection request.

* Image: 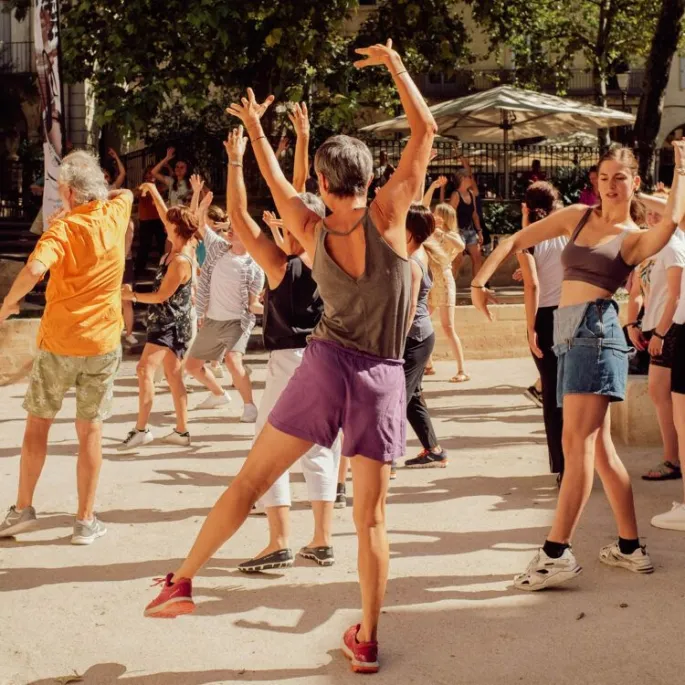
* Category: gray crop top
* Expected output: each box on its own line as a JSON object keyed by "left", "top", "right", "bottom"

{"left": 560, "top": 208, "right": 634, "bottom": 293}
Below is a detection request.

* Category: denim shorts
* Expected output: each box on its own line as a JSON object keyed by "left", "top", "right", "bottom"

{"left": 552, "top": 299, "right": 631, "bottom": 408}
{"left": 460, "top": 227, "right": 480, "bottom": 247}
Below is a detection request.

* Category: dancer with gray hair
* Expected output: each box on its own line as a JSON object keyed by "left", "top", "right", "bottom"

{"left": 0, "top": 150, "right": 132, "bottom": 545}
{"left": 144, "top": 39, "right": 437, "bottom": 675}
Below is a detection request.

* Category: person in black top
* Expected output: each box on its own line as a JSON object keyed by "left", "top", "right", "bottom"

{"left": 225, "top": 107, "right": 342, "bottom": 574}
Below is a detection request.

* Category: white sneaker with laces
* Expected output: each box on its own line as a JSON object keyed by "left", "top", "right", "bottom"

{"left": 599, "top": 542, "right": 654, "bottom": 573}
{"left": 240, "top": 403, "right": 259, "bottom": 423}
{"left": 513, "top": 547, "right": 582, "bottom": 591}
{"left": 196, "top": 391, "right": 231, "bottom": 410}
{"left": 124, "top": 334, "right": 138, "bottom": 345}
{"left": 651, "top": 502, "right": 685, "bottom": 531}
{"left": 162, "top": 430, "right": 191, "bottom": 447}
{"left": 118, "top": 428, "right": 154, "bottom": 451}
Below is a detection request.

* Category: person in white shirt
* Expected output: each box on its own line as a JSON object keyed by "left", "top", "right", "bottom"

{"left": 184, "top": 200, "right": 264, "bottom": 423}
{"left": 627, "top": 225, "right": 685, "bottom": 482}
{"left": 151, "top": 147, "right": 192, "bottom": 207}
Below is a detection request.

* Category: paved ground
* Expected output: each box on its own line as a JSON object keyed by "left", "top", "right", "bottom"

{"left": 0, "top": 354, "right": 683, "bottom": 685}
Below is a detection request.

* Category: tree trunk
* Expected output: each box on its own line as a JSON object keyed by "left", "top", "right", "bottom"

{"left": 633, "top": 0, "right": 685, "bottom": 187}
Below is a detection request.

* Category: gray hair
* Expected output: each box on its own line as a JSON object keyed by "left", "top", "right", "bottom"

{"left": 58, "top": 150, "right": 109, "bottom": 206}
{"left": 299, "top": 192, "right": 326, "bottom": 218}
{"left": 314, "top": 135, "right": 373, "bottom": 198}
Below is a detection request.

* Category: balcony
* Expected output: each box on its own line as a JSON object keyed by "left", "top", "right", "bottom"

{"left": 418, "top": 68, "right": 645, "bottom": 101}
{"left": 0, "top": 41, "right": 35, "bottom": 74}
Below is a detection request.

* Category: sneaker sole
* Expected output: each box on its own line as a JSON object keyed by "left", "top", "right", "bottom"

{"left": 650, "top": 518, "right": 685, "bottom": 531}
{"left": 240, "top": 417, "right": 258, "bottom": 423}
{"left": 162, "top": 439, "right": 191, "bottom": 447}
{"left": 117, "top": 437, "right": 154, "bottom": 451}
{"left": 71, "top": 528, "right": 107, "bottom": 545}
{"left": 599, "top": 557, "right": 654, "bottom": 574}
{"left": 334, "top": 500, "right": 347, "bottom": 510}
{"left": 238, "top": 559, "right": 294, "bottom": 573}
{"left": 0, "top": 518, "right": 39, "bottom": 537}
{"left": 341, "top": 640, "right": 379, "bottom": 674}
{"left": 144, "top": 597, "right": 196, "bottom": 618}
{"left": 405, "top": 461, "right": 448, "bottom": 469}
{"left": 523, "top": 390, "right": 543, "bottom": 407}
{"left": 298, "top": 552, "right": 335, "bottom": 567}
{"left": 514, "top": 565, "right": 583, "bottom": 591}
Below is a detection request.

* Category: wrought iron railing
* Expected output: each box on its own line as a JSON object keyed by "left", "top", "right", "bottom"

{"left": 0, "top": 41, "right": 35, "bottom": 74}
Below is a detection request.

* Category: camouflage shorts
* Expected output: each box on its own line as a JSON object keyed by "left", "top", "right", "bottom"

{"left": 23, "top": 348, "right": 122, "bottom": 422}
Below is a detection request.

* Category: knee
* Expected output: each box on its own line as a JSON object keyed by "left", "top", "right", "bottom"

{"left": 353, "top": 504, "right": 386, "bottom": 533}
{"left": 224, "top": 353, "right": 243, "bottom": 373}
{"left": 648, "top": 378, "right": 666, "bottom": 405}
{"left": 136, "top": 361, "right": 155, "bottom": 383}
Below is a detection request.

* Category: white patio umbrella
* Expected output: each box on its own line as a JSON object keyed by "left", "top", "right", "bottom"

{"left": 361, "top": 85, "right": 634, "bottom": 197}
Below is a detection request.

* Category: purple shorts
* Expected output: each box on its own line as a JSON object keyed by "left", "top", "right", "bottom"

{"left": 268, "top": 338, "right": 406, "bottom": 462}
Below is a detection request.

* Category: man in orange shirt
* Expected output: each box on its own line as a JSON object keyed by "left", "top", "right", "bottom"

{"left": 0, "top": 150, "right": 133, "bottom": 544}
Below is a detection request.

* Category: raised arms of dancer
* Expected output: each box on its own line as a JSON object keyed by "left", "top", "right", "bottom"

{"left": 224, "top": 126, "right": 288, "bottom": 288}
{"left": 151, "top": 147, "right": 175, "bottom": 184}
{"left": 421, "top": 176, "right": 447, "bottom": 208}
{"left": 289, "top": 103, "right": 310, "bottom": 194}
{"left": 365, "top": 41, "right": 437, "bottom": 243}
{"left": 263, "top": 211, "right": 286, "bottom": 251}
{"left": 623, "top": 140, "right": 685, "bottom": 264}
{"left": 189, "top": 174, "right": 204, "bottom": 215}
{"left": 108, "top": 148, "right": 126, "bottom": 189}
{"left": 140, "top": 183, "right": 172, "bottom": 232}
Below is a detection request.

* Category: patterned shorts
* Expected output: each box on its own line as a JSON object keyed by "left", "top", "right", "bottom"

{"left": 23, "top": 348, "right": 122, "bottom": 421}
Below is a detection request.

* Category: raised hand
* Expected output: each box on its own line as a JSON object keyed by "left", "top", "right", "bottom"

{"left": 262, "top": 210, "right": 283, "bottom": 230}
{"left": 107, "top": 147, "right": 119, "bottom": 159}
{"left": 165, "top": 147, "right": 176, "bottom": 161}
{"left": 226, "top": 88, "right": 275, "bottom": 130}
{"left": 276, "top": 136, "right": 290, "bottom": 157}
{"left": 433, "top": 175, "right": 448, "bottom": 188}
{"left": 199, "top": 190, "right": 214, "bottom": 213}
{"left": 190, "top": 174, "right": 204, "bottom": 194}
{"left": 139, "top": 182, "right": 156, "bottom": 197}
{"left": 354, "top": 39, "right": 402, "bottom": 72}
{"left": 224, "top": 126, "right": 248, "bottom": 163}
{"left": 288, "top": 102, "right": 310, "bottom": 138}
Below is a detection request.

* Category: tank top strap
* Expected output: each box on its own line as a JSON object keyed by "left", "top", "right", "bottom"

{"left": 321, "top": 210, "right": 367, "bottom": 237}
{"left": 571, "top": 208, "right": 593, "bottom": 242}
{"left": 410, "top": 253, "right": 427, "bottom": 276}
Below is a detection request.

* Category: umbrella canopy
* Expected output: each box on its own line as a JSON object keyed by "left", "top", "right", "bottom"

{"left": 361, "top": 85, "right": 634, "bottom": 143}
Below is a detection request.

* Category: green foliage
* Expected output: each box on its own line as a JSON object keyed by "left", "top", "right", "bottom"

{"left": 482, "top": 201, "right": 520, "bottom": 235}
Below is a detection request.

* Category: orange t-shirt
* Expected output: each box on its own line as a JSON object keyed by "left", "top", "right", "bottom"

{"left": 29, "top": 194, "right": 133, "bottom": 356}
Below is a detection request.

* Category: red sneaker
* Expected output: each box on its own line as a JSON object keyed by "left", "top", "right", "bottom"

{"left": 144, "top": 573, "right": 195, "bottom": 618}
{"left": 341, "top": 624, "right": 379, "bottom": 674}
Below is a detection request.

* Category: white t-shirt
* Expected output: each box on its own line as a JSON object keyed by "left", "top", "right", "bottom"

{"left": 675, "top": 269, "right": 685, "bottom": 325}
{"left": 206, "top": 251, "right": 252, "bottom": 321}
{"left": 532, "top": 236, "right": 568, "bottom": 308}
{"left": 164, "top": 177, "right": 191, "bottom": 207}
{"left": 642, "top": 231, "right": 685, "bottom": 331}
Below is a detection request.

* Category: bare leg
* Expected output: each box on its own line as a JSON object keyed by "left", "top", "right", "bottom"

{"left": 135, "top": 344, "right": 168, "bottom": 430}
{"left": 547, "top": 394, "right": 608, "bottom": 543}
{"left": 224, "top": 351, "right": 254, "bottom": 405}
{"left": 594, "top": 410, "right": 639, "bottom": 539}
{"left": 16, "top": 415, "right": 52, "bottom": 509}
{"left": 163, "top": 351, "right": 188, "bottom": 433}
{"left": 351, "top": 455, "right": 391, "bottom": 643}
{"left": 122, "top": 301, "right": 134, "bottom": 337}
{"left": 309, "top": 500, "right": 334, "bottom": 548}
{"left": 338, "top": 455, "right": 350, "bottom": 486}
{"left": 185, "top": 356, "right": 225, "bottom": 396}
{"left": 253, "top": 506, "right": 291, "bottom": 558}
{"left": 439, "top": 306, "right": 466, "bottom": 375}
{"left": 467, "top": 243, "right": 483, "bottom": 280}
{"left": 647, "top": 365, "right": 679, "bottom": 465}
{"left": 671, "top": 393, "right": 685, "bottom": 501}
{"left": 75, "top": 419, "right": 103, "bottom": 520}
{"left": 173, "top": 424, "right": 312, "bottom": 580}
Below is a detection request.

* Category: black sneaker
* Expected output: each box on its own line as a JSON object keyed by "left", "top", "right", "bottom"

{"left": 334, "top": 483, "right": 347, "bottom": 509}
{"left": 524, "top": 385, "right": 543, "bottom": 408}
{"left": 298, "top": 545, "right": 335, "bottom": 567}
{"left": 238, "top": 548, "right": 294, "bottom": 573}
{"left": 405, "top": 449, "right": 448, "bottom": 469}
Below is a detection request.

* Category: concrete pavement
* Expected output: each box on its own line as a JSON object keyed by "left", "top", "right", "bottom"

{"left": 0, "top": 354, "right": 683, "bottom": 685}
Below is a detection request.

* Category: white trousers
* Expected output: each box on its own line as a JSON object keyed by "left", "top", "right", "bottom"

{"left": 256, "top": 348, "right": 341, "bottom": 508}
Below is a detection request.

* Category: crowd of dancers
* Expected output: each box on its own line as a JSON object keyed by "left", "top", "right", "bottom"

{"left": 1, "top": 39, "right": 685, "bottom": 674}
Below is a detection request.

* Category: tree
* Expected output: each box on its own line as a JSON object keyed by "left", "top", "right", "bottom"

{"left": 466, "top": 0, "right": 662, "bottom": 145}
{"left": 632, "top": 0, "right": 685, "bottom": 185}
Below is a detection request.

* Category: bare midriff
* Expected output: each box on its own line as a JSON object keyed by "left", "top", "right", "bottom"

{"left": 558, "top": 280, "right": 614, "bottom": 308}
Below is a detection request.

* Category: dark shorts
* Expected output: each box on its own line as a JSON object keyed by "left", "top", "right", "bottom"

{"left": 644, "top": 326, "right": 678, "bottom": 369}
{"left": 147, "top": 329, "right": 190, "bottom": 360}
{"left": 123, "top": 258, "right": 134, "bottom": 286}
{"left": 268, "top": 338, "right": 406, "bottom": 462}
{"left": 672, "top": 324, "right": 685, "bottom": 394}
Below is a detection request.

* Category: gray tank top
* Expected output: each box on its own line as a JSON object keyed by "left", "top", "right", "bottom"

{"left": 407, "top": 255, "right": 433, "bottom": 342}
{"left": 561, "top": 208, "right": 634, "bottom": 293}
{"left": 311, "top": 210, "right": 411, "bottom": 359}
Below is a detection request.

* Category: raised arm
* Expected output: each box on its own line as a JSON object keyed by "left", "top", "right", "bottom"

{"left": 108, "top": 148, "right": 126, "bottom": 189}
{"left": 139, "top": 183, "right": 171, "bottom": 232}
{"left": 189, "top": 174, "right": 204, "bottom": 215}
{"left": 151, "top": 147, "right": 175, "bottom": 184}
{"left": 263, "top": 211, "right": 287, "bottom": 250}
{"left": 422, "top": 176, "right": 447, "bottom": 208}
{"left": 288, "top": 103, "right": 310, "bottom": 194}
{"left": 227, "top": 90, "right": 319, "bottom": 257}
{"left": 359, "top": 40, "right": 437, "bottom": 235}
{"left": 224, "top": 126, "right": 288, "bottom": 287}
{"left": 624, "top": 140, "right": 685, "bottom": 265}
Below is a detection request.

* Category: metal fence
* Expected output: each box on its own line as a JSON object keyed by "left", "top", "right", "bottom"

{"left": 0, "top": 160, "right": 41, "bottom": 220}
{"left": 0, "top": 42, "right": 35, "bottom": 74}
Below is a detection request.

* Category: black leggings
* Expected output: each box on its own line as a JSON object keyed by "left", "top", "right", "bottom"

{"left": 533, "top": 306, "right": 564, "bottom": 474}
{"left": 404, "top": 333, "right": 439, "bottom": 451}
{"left": 135, "top": 219, "right": 167, "bottom": 282}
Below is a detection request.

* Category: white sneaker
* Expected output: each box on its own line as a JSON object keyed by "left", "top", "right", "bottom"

{"left": 240, "top": 403, "right": 259, "bottom": 423}
{"left": 124, "top": 334, "right": 138, "bottom": 346}
{"left": 599, "top": 542, "right": 654, "bottom": 574}
{"left": 212, "top": 364, "right": 226, "bottom": 379}
{"left": 513, "top": 547, "right": 582, "bottom": 591}
{"left": 195, "top": 391, "right": 231, "bottom": 410}
{"left": 162, "top": 430, "right": 191, "bottom": 447}
{"left": 118, "top": 428, "right": 154, "bottom": 451}
{"left": 651, "top": 502, "right": 685, "bottom": 531}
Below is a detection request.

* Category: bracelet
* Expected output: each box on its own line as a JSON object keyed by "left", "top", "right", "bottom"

{"left": 626, "top": 322, "right": 639, "bottom": 329}
{"left": 653, "top": 331, "right": 666, "bottom": 340}
{"left": 470, "top": 283, "right": 486, "bottom": 290}
{"left": 229, "top": 161, "right": 243, "bottom": 168}
{"left": 392, "top": 70, "right": 408, "bottom": 78}
{"left": 250, "top": 135, "right": 266, "bottom": 145}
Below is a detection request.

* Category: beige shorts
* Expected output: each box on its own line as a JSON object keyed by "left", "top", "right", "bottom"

{"left": 23, "top": 348, "right": 122, "bottom": 422}
{"left": 188, "top": 318, "right": 250, "bottom": 361}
